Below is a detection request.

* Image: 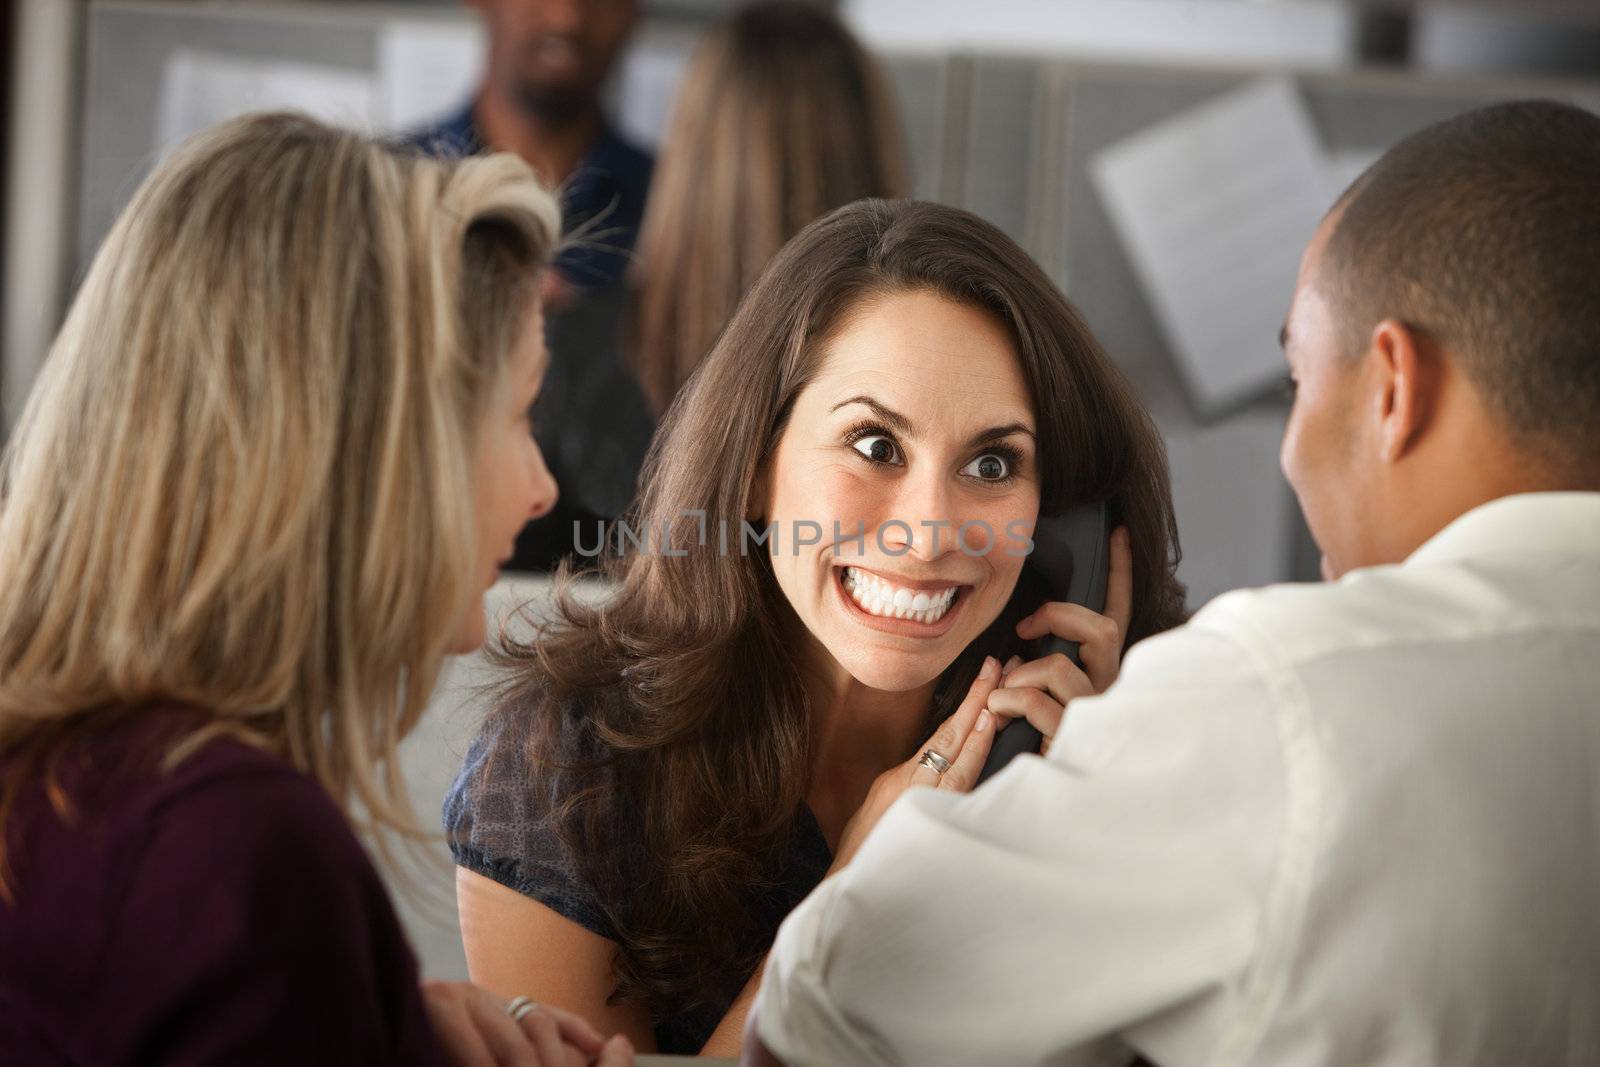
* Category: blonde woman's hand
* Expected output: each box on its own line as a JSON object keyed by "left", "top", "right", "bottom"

{"left": 421, "top": 981, "right": 635, "bottom": 1067}
{"left": 986, "top": 526, "right": 1134, "bottom": 754}
{"left": 827, "top": 655, "right": 1006, "bottom": 872}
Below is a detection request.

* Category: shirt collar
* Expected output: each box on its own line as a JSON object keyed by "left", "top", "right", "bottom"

{"left": 1404, "top": 491, "right": 1600, "bottom": 567}
{"left": 430, "top": 101, "right": 484, "bottom": 155}
{"left": 439, "top": 101, "right": 641, "bottom": 172}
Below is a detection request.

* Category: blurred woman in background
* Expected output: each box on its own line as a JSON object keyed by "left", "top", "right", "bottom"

{"left": 0, "top": 113, "right": 630, "bottom": 1067}
{"left": 628, "top": 0, "right": 908, "bottom": 416}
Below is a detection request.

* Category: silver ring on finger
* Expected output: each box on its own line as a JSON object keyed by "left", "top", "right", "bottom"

{"left": 917, "top": 748, "right": 952, "bottom": 775}
{"left": 504, "top": 995, "right": 539, "bottom": 1021}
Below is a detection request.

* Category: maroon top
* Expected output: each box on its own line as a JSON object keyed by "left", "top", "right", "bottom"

{"left": 0, "top": 709, "right": 445, "bottom": 1065}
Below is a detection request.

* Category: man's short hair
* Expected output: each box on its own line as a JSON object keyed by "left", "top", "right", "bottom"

{"left": 1324, "top": 100, "right": 1600, "bottom": 474}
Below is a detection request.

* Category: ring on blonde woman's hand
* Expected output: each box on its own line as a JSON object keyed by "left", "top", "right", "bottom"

{"left": 505, "top": 995, "right": 539, "bottom": 1021}
{"left": 917, "top": 749, "right": 952, "bottom": 775}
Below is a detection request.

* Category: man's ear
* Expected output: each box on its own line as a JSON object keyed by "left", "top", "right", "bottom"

{"left": 1370, "top": 318, "right": 1440, "bottom": 464}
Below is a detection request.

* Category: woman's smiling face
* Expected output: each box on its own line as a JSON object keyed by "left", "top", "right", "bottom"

{"left": 760, "top": 288, "right": 1041, "bottom": 693}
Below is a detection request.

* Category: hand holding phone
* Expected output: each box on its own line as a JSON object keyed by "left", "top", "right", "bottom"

{"left": 827, "top": 655, "right": 1007, "bottom": 873}
{"left": 976, "top": 506, "right": 1131, "bottom": 785}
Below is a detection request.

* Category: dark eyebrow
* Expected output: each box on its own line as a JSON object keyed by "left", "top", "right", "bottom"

{"left": 829, "top": 394, "right": 1035, "bottom": 448}
{"left": 1278, "top": 322, "right": 1290, "bottom": 350}
{"left": 969, "top": 422, "right": 1035, "bottom": 446}
{"left": 832, "top": 395, "right": 914, "bottom": 437}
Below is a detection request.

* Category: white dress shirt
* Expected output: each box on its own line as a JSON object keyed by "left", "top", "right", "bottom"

{"left": 755, "top": 492, "right": 1600, "bottom": 1066}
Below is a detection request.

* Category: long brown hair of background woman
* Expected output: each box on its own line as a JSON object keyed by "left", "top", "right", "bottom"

{"left": 488, "top": 199, "right": 1188, "bottom": 1022}
{"left": 628, "top": 0, "right": 907, "bottom": 417}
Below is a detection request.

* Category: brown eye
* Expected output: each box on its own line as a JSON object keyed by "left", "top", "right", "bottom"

{"left": 963, "top": 453, "right": 1010, "bottom": 481}
{"left": 852, "top": 436, "right": 900, "bottom": 465}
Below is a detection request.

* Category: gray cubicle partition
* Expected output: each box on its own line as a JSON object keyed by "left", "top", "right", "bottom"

{"left": 77, "top": 2, "right": 1600, "bottom": 607}
{"left": 886, "top": 53, "right": 1600, "bottom": 419}
{"left": 76, "top": 0, "right": 705, "bottom": 278}
{"left": 78, "top": 2, "right": 386, "bottom": 277}
{"left": 883, "top": 55, "right": 1600, "bottom": 599}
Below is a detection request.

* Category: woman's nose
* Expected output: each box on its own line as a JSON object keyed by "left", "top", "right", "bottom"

{"left": 879, "top": 471, "right": 959, "bottom": 561}
{"left": 527, "top": 443, "right": 558, "bottom": 521}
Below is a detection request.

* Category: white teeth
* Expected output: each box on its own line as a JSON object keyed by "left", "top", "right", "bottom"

{"left": 841, "top": 567, "right": 960, "bottom": 624}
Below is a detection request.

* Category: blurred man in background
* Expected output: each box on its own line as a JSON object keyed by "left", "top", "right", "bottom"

{"left": 412, "top": 0, "right": 652, "bottom": 299}
{"left": 409, "top": 0, "right": 656, "bottom": 571}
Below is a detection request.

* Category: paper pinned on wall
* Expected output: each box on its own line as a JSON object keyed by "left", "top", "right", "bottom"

{"left": 1090, "top": 77, "right": 1332, "bottom": 417}
{"left": 156, "top": 50, "right": 376, "bottom": 156}
{"left": 378, "top": 20, "right": 486, "bottom": 135}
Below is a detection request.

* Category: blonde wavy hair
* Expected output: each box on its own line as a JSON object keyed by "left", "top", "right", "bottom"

{"left": 0, "top": 112, "right": 559, "bottom": 896}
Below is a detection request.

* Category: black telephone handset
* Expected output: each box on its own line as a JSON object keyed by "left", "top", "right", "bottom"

{"left": 975, "top": 502, "right": 1111, "bottom": 786}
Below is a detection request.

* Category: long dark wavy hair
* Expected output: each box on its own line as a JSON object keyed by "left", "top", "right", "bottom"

{"left": 488, "top": 199, "right": 1187, "bottom": 1021}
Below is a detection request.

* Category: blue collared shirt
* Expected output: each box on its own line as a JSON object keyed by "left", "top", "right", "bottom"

{"left": 402, "top": 102, "right": 654, "bottom": 290}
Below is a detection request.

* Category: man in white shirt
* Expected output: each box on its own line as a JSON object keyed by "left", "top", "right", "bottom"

{"left": 745, "top": 100, "right": 1600, "bottom": 1066}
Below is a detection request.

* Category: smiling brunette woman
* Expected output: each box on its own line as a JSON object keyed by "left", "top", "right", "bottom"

{"left": 446, "top": 199, "right": 1188, "bottom": 1056}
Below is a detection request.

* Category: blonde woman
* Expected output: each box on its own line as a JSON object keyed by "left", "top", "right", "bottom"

{"left": 0, "top": 113, "right": 631, "bottom": 1067}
